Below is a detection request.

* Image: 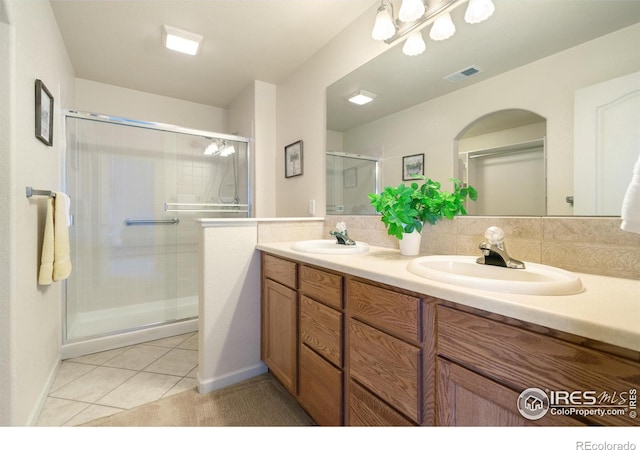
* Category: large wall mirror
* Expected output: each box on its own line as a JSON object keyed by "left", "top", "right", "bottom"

{"left": 326, "top": 0, "right": 640, "bottom": 216}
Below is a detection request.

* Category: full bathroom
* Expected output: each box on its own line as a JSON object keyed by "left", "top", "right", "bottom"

{"left": 1, "top": 0, "right": 640, "bottom": 446}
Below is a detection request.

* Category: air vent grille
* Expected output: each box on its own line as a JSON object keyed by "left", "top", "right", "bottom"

{"left": 444, "top": 65, "right": 483, "bottom": 83}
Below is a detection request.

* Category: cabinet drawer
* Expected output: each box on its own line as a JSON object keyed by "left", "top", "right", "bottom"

{"left": 349, "top": 380, "right": 415, "bottom": 426}
{"left": 300, "top": 295, "right": 342, "bottom": 367}
{"left": 298, "top": 344, "right": 343, "bottom": 426}
{"left": 349, "top": 319, "right": 421, "bottom": 423}
{"left": 347, "top": 279, "right": 421, "bottom": 343}
{"left": 263, "top": 253, "right": 297, "bottom": 289}
{"left": 300, "top": 265, "right": 342, "bottom": 309}
{"left": 437, "top": 306, "right": 640, "bottom": 426}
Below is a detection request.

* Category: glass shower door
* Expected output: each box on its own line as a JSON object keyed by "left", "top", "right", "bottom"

{"left": 65, "top": 117, "right": 184, "bottom": 341}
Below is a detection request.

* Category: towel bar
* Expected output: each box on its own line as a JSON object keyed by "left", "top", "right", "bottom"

{"left": 26, "top": 187, "right": 56, "bottom": 198}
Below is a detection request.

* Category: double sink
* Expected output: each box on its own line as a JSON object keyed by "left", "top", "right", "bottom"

{"left": 290, "top": 239, "right": 584, "bottom": 296}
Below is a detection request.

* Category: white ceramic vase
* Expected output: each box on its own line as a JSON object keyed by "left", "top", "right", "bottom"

{"left": 399, "top": 229, "right": 422, "bottom": 256}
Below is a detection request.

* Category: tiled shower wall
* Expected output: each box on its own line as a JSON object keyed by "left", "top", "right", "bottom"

{"left": 321, "top": 215, "right": 640, "bottom": 280}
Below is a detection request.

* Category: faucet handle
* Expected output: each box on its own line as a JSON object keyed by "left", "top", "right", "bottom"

{"left": 484, "top": 226, "right": 505, "bottom": 245}
{"left": 336, "top": 221, "right": 347, "bottom": 233}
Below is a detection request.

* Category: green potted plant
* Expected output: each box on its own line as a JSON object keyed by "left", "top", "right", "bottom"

{"left": 368, "top": 177, "right": 477, "bottom": 255}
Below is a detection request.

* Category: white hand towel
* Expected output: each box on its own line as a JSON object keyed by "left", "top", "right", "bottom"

{"left": 621, "top": 154, "right": 640, "bottom": 234}
{"left": 53, "top": 192, "right": 72, "bottom": 281}
{"left": 38, "top": 197, "right": 54, "bottom": 285}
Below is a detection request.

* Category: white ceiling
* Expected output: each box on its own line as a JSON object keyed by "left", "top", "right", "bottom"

{"left": 50, "top": 0, "right": 378, "bottom": 108}
{"left": 326, "top": 0, "right": 640, "bottom": 132}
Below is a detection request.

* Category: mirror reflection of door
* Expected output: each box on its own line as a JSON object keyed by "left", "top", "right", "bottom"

{"left": 456, "top": 109, "right": 547, "bottom": 216}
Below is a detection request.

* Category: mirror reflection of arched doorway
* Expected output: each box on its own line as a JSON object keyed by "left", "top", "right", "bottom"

{"left": 455, "top": 109, "right": 547, "bottom": 216}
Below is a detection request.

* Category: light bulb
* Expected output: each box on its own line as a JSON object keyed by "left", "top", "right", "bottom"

{"left": 402, "top": 30, "right": 426, "bottom": 56}
{"left": 429, "top": 12, "right": 456, "bottom": 41}
{"left": 399, "top": 0, "right": 425, "bottom": 23}
{"left": 371, "top": 5, "right": 396, "bottom": 41}
{"left": 465, "top": 0, "right": 495, "bottom": 24}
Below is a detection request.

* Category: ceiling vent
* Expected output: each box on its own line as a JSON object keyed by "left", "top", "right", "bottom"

{"left": 444, "top": 65, "right": 483, "bottom": 83}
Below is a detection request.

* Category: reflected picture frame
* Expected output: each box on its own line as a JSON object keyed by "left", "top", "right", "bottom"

{"left": 343, "top": 167, "right": 357, "bottom": 188}
{"left": 285, "top": 140, "right": 303, "bottom": 178}
{"left": 35, "top": 79, "right": 54, "bottom": 146}
{"left": 403, "top": 153, "right": 424, "bottom": 180}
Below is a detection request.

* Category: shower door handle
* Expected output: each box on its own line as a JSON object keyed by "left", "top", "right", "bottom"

{"left": 124, "top": 218, "right": 180, "bottom": 226}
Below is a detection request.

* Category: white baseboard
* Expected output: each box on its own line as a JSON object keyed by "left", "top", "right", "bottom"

{"left": 197, "top": 362, "right": 268, "bottom": 395}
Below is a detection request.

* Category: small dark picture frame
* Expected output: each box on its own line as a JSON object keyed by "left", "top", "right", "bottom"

{"left": 285, "top": 140, "right": 303, "bottom": 178}
{"left": 35, "top": 79, "right": 54, "bottom": 146}
{"left": 403, "top": 153, "right": 424, "bottom": 180}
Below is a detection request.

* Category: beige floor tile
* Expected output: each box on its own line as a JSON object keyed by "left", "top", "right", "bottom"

{"left": 176, "top": 333, "right": 198, "bottom": 350}
{"left": 95, "top": 372, "right": 182, "bottom": 409}
{"left": 144, "top": 348, "right": 198, "bottom": 377}
{"left": 145, "top": 333, "right": 193, "bottom": 348}
{"left": 49, "top": 361, "right": 97, "bottom": 391}
{"left": 102, "top": 345, "right": 171, "bottom": 371}
{"left": 50, "top": 366, "right": 137, "bottom": 403}
{"left": 186, "top": 366, "right": 198, "bottom": 378}
{"left": 66, "top": 346, "right": 132, "bottom": 365}
{"left": 63, "top": 404, "right": 125, "bottom": 426}
{"left": 162, "top": 378, "right": 197, "bottom": 398}
{"left": 35, "top": 397, "right": 90, "bottom": 426}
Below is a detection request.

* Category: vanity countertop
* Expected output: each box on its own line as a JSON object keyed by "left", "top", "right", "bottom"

{"left": 256, "top": 241, "right": 640, "bottom": 353}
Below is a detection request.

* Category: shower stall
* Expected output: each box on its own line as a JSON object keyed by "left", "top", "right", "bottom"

{"left": 62, "top": 111, "right": 251, "bottom": 358}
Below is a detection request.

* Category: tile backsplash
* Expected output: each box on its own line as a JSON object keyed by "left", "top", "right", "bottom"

{"left": 322, "top": 215, "right": 640, "bottom": 280}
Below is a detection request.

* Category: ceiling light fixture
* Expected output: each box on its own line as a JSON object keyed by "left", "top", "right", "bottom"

{"left": 204, "top": 139, "right": 235, "bottom": 156}
{"left": 162, "top": 25, "right": 203, "bottom": 56}
{"left": 347, "top": 90, "right": 378, "bottom": 105}
{"left": 371, "top": 0, "right": 495, "bottom": 56}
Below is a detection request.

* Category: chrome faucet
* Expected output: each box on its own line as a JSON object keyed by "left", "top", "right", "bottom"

{"left": 330, "top": 221, "right": 356, "bottom": 245}
{"left": 476, "top": 226, "right": 525, "bottom": 269}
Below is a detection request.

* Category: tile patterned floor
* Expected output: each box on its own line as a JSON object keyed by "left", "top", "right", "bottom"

{"left": 36, "top": 332, "right": 199, "bottom": 426}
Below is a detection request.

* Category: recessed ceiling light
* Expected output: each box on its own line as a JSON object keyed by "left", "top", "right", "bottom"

{"left": 347, "top": 90, "right": 377, "bottom": 106}
{"left": 162, "top": 25, "right": 203, "bottom": 56}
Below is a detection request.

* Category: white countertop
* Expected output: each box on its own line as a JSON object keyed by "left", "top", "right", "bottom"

{"left": 256, "top": 241, "right": 640, "bottom": 353}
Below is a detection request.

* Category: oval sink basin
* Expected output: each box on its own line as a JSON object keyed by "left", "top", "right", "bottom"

{"left": 291, "top": 239, "right": 370, "bottom": 255}
{"left": 407, "top": 255, "right": 583, "bottom": 295}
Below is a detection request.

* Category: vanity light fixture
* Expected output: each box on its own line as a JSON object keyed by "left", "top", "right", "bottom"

{"left": 162, "top": 25, "right": 203, "bottom": 56}
{"left": 403, "top": 30, "right": 427, "bottom": 56}
{"left": 347, "top": 89, "right": 378, "bottom": 105}
{"left": 371, "top": 0, "right": 495, "bottom": 56}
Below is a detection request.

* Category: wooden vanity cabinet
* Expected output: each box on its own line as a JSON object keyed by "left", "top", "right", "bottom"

{"left": 346, "top": 278, "right": 436, "bottom": 426}
{"left": 436, "top": 305, "right": 640, "bottom": 426}
{"left": 298, "top": 265, "right": 344, "bottom": 426}
{"left": 261, "top": 253, "right": 298, "bottom": 396}
{"left": 262, "top": 251, "right": 639, "bottom": 428}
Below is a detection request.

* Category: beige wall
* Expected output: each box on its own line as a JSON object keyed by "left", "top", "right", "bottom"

{"left": 1, "top": 0, "right": 76, "bottom": 425}
{"left": 75, "top": 78, "right": 227, "bottom": 132}
{"left": 275, "top": 3, "right": 389, "bottom": 217}
{"left": 228, "top": 80, "right": 277, "bottom": 217}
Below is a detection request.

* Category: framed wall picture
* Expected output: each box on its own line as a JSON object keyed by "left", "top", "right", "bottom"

{"left": 285, "top": 140, "right": 303, "bottom": 178}
{"left": 403, "top": 153, "right": 424, "bottom": 180}
{"left": 343, "top": 167, "right": 357, "bottom": 188}
{"left": 35, "top": 79, "right": 54, "bottom": 146}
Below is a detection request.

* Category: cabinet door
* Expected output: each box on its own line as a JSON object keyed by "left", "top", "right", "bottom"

{"left": 437, "top": 358, "right": 583, "bottom": 426}
{"left": 263, "top": 279, "right": 297, "bottom": 395}
{"left": 298, "top": 344, "right": 343, "bottom": 426}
